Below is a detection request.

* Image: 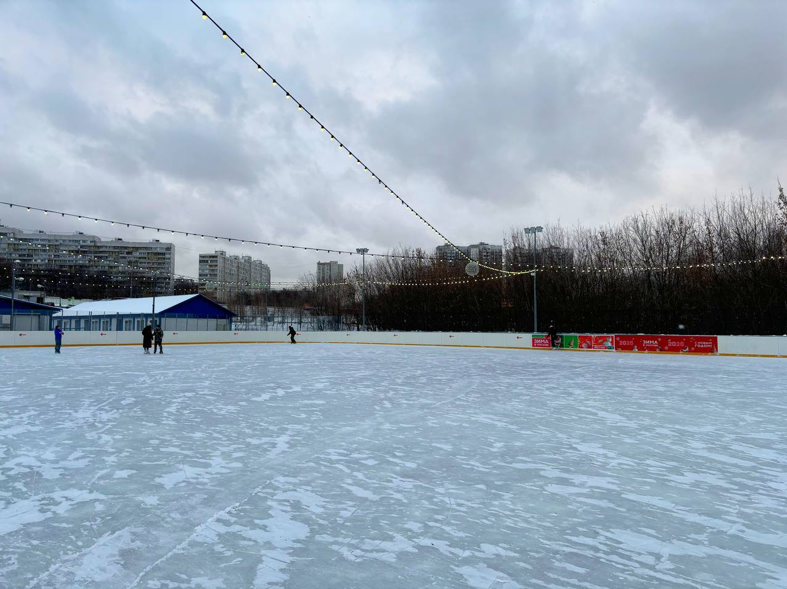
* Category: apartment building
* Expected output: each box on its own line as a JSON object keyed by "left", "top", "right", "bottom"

{"left": 198, "top": 250, "right": 271, "bottom": 303}
{"left": 317, "top": 261, "right": 344, "bottom": 284}
{"left": 0, "top": 224, "right": 175, "bottom": 291}
{"left": 435, "top": 242, "right": 503, "bottom": 267}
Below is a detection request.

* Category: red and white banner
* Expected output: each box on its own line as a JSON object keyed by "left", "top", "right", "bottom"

{"left": 614, "top": 335, "right": 717, "bottom": 354}
{"left": 592, "top": 335, "right": 615, "bottom": 350}
{"left": 578, "top": 335, "right": 593, "bottom": 349}
{"left": 531, "top": 335, "right": 551, "bottom": 348}
{"left": 685, "top": 336, "right": 718, "bottom": 354}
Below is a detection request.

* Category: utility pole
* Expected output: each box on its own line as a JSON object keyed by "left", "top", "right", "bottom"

{"left": 10, "top": 260, "right": 21, "bottom": 331}
{"left": 356, "top": 248, "right": 368, "bottom": 331}
{"left": 151, "top": 272, "right": 157, "bottom": 328}
{"left": 524, "top": 227, "right": 543, "bottom": 332}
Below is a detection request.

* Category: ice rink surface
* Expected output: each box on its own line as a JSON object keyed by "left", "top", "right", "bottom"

{"left": 1, "top": 343, "right": 786, "bottom": 589}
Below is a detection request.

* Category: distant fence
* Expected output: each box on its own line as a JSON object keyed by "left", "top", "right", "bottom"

{"left": 231, "top": 314, "right": 357, "bottom": 332}
{"left": 0, "top": 311, "right": 52, "bottom": 332}
{"left": 4, "top": 312, "right": 358, "bottom": 333}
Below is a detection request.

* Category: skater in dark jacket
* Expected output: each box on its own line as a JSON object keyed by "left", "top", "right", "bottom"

{"left": 153, "top": 324, "right": 164, "bottom": 354}
{"left": 142, "top": 323, "right": 153, "bottom": 354}
{"left": 547, "top": 322, "right": 560, "bottom": 349}
{"left": 288, "top": 326, "right": 297, "bottom": 344}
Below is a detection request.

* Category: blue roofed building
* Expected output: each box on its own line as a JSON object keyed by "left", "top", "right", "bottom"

{"left": 0, "top": 296, "right": 62, "bottom": 331}
{"left": 54, "top": 294, "right": 235, "bottom": 332}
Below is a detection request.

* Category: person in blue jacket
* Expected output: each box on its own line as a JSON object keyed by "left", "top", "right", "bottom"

{"left": 54, "top": 324, "right": 63, "bottom": 354}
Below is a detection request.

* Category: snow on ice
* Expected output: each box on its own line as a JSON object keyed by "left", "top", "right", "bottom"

{"left": 1, "top": 343, "right": 786, "bottom": 588}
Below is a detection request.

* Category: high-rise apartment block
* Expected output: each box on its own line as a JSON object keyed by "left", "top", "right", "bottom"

{"left": 0, "top": 224, "right": 175, "bottom": 291}
{"left": 317, "top": 261, "right": 344, "bottom": 283}
{"left": 435, "top": 242, "right": 503, "bottom": 267}
{"left": 198, "top": 250, "right": 270, "bottom": 303}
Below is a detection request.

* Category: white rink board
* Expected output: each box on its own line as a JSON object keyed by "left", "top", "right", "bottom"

{"left": 1, "top": 330, "right": 786, "bottom": 357}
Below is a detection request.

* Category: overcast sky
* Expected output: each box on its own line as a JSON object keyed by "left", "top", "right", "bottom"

{"left": 1, "top": 0, "right": 785, "bottom": 281}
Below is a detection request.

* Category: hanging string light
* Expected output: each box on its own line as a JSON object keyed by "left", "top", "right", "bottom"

{"left": 3, "top": 202, "right": 784, "bottom": 278}
{"left": 186, "top": 0, "right": 531, "bottom": 276}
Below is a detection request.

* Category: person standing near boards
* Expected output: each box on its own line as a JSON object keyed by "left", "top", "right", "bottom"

{"left": 153, "top": 323, "right": 164, "bottom": 354}
{"left": 142, "top": 322, "right": 153, "bottom": 354}
{"left": 288, "top": 326, "right": 297, "bottom": 344}
{"left": 54, "top": 324, "right": 63, "bottom": 354}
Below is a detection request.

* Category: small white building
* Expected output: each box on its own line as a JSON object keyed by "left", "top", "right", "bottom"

{"left": 54, "top": 294, "right": 235, "bottom": 332}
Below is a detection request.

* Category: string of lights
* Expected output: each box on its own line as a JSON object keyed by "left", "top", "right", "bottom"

{"left": 3, "top": 222, "right": 784, "bottom": 287}
{"left": 186, "top": 1, "right": 533, "bottom": 276}
{"left": 0, "top": 199, "right": 631, "bottom": 272}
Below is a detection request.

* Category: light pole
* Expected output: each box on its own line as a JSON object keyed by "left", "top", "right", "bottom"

{"left": 151, "top": 272, "right": 158, "bottom": 328}
{"left": 523, "top": 226, "right": 543, "bottom": 332}
{"left": 356, "top": 248, "right": 368, "bottom": 331}
{"left": 10, "top": 260, "right": 21, "bottom": 331}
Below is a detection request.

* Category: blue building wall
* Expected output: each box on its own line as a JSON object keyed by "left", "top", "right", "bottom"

{"left": 0, "top": 297, "right": 60, "bottom": 315}
{"left": 58, "top": 295, "right": 234, "bottom": 332}
{"left": 0, "top": 297, "right": 60, "bottom": 331}
{"left": 165, "top": 296, "right": 234, "bottom": 318}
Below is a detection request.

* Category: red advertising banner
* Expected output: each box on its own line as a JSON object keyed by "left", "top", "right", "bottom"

{"left": 686, "top": 336, "right": 718, "bottom": 354}
{"left": 637, "top": 335, "right": 661, "bottom": 352}
{"left": 532, "top": 335, "right": 551, "bottom": 348}
{"left": 660, "top": 336, "right": 687, "bottom": 352}
{"left": 592, "top": 335, "right": 615, "bottom": 350}
{"left": 578, "top": 335, "right": 593, "bottom": 349}
{"left": 615, "top": 335, "right": 718, "bottom": 354}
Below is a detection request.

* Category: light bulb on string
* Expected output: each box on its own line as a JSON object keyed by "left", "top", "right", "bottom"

{"left": 222, "top": 31, "right": 227, "bottom": 38}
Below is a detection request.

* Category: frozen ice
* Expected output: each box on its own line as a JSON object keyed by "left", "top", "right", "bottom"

{"left": 1, "top": 344, "right": 786, "bottom": 588}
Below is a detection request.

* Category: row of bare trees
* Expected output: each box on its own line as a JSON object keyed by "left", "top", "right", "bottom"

{"left": 325, "top": 189, "right": 787, "bottom": 335}
{"left": 4, "top": 189, "right": 785, "bottom": 334}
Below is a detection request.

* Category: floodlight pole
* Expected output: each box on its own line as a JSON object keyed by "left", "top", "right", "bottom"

{"left": 356, "top": 248, "right": 368, "bottom": 331}
{"left": 151, "top": 272, "right": 157, "bottom": 327}
{"left": 524, "top": 227, "right": 543, "bottom": 333}
{"left": 10, "top": 260, "right": 20, "bottom": 332}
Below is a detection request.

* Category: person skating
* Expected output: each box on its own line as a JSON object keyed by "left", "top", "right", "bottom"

{"left": 142, "top": 323, "right": 153, "bottom": 354}
{"left": 288, "top": 325, "right": 297, "bottom": 344}
{"left": 153, "top": 323, "right": 164, "bottom": 355}
{"left": 547, "top": 321, "right": 560, "bottom": 349}
{"left": 54, "top": 324, "right": 63, "bottom": 354}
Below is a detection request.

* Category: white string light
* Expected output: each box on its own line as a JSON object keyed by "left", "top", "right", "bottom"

{"left": 187, "top": 0, "right": 533, "bottom": 276}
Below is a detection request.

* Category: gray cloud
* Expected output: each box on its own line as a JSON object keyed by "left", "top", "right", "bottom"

{"left": 0, "top": 0, "right": 784, "bottom": 281}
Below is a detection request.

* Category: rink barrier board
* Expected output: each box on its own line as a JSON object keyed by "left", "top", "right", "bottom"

{"left": 0, "top": 331, "right": 784, "bottom": 357}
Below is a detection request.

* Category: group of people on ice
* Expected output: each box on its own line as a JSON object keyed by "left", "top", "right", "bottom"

{"left": 141, "top": 323, "right": 164, "bottom": 354}
{"left": 52, "top": 323, "right": 299, "bottom": 353}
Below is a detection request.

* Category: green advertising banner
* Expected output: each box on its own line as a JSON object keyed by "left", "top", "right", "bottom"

{"left": 561, "top": 334, "right": 579, "bottom": 349}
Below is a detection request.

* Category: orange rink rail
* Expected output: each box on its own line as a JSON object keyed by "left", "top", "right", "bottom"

{"left": 0, "top": 338, "right": 783, "bottom": 358}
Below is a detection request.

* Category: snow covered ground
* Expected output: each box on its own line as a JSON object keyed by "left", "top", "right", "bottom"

{"left": 1, "top": 344, "right": 786, "bottom": 589}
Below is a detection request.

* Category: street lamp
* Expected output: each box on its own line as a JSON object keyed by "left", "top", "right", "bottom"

{"left": 151, "top": 271, "right": 158, "bottom": 328}
{"left": 356, "top": 248, "right": 369, "bottom": 331}
{"left": 523, "top": 226, "right": 543, "bottom": 333}
{"left": 10, "top": 260, "right": 22, "bottom": 332}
